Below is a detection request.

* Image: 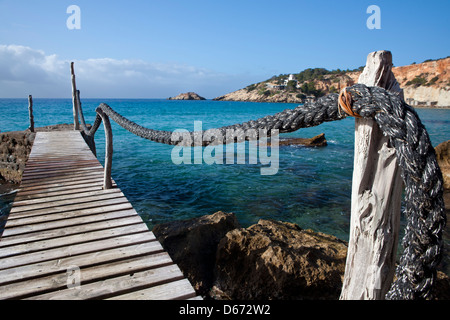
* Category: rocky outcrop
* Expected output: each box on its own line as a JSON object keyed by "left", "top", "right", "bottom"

{"left": 168, "top": 92, "right": 206, "bottom": 100}
{"left": 393, "top": 58, "right": 450, "bottom": 107}
{"left": 435, "top": 140, "right": 450, "bottom": 190}
{"left": 0, "top": 131, "right": 35, "bottom": 184}
{"left": 152, "top": 211, "right": 240, "bottom": 295}
{"left": 213, "top": 220, "right": 348, "bottom": 300}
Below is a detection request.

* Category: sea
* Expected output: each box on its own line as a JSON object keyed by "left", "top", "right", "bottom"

{"left": 1, "top": 98, "right": 449, "bottom": 274}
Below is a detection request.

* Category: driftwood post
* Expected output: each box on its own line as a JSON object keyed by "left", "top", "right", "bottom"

{"left": 28, "top": 95, "right": 34, "bottom": 132}
{"left": 340, "top": 50, "right": 404, "bottom": 300}
{"left": 97, "top": 109, "right": 113, "bottom": 190}
{"left": 71, "top": 62, "right": 80, "bottom": 130}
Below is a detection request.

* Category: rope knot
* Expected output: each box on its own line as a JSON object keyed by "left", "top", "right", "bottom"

{"left": 338, "top": 87, "right": 361, "bottom": 118}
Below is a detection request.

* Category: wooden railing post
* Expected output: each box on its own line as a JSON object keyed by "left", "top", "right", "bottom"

{"left": 96, "top": 109, "right": 113, "bottom": 189}
{"left": 71, "top": 62, "right": 80, "bottom": 131}
{"left": 340, "top": 50, "right": 404, "bottom": 300}
{"left": 28, "top": 95, "right": 34, "bottom": 132}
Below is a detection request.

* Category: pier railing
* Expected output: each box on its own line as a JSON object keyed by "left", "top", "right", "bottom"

{"left": 70, "top": 51, "right": 445, "bottom": 300}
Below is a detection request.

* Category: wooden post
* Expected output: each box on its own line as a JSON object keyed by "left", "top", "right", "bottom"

{"left": 340, "top": 51, "right": 404, "bottom": 300}
{"left": 71, "top": 62, "right": 80, "bottom": 130}
{"left": 97, "top": 109, "right": 113, "bottom": 190}
{"left": 28, "top": 95, "right": 34, "bottom": 132}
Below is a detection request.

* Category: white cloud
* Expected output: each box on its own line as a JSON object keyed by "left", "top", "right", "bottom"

{"left": 0, "top": 44, "right": 258, "bottom": 98}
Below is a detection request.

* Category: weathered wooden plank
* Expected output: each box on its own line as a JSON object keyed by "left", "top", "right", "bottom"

{"left": 12, "top": 188, "right": 124, "bottom": 207}
{"left": 5, "top": 197, "right": 130, "bottom": 221}
{"left": 0, "top": 231, "right": 156, "bottom": 270}
{"left": 20, "top": 168, "right": 105, "bottom": 182}
{"left": 0, "top": 252, "right": 173, "bottom": 300}
{"left": 0, "top": 215, "right": 145, "bottom": 247}
{"left": 5, "top": 203, "right": 133, "bottom": 227}
{"left": 3, "top": 209, "right": 141, "bottom": 237}
{"left": 26, "top": 264, "right": 185, "bottom": 300}
{"left": 0, "top": 130, "right": 197, "bottom": 300}
{"left": 0, "top": 223, "right": 150, "bottom": 258}
{"left": 107, "top": 279, "right": 197, "bottom": 300}
{"left": 15, "top": 176, "right": 109, "bottom": 192}
{"left": 0, "top": 240, "right": 162, "bottom": 286}
{"left": 14, "top": 185, "right": 104, "bottom": 202}
{"left": 9, "top": 189, "right": 124, "bottom": 213}
{"left": 18, "top": 172, "right": 106, "bottom": 188}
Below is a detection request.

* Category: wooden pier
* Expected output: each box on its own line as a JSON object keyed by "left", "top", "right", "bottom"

{"left": 0, "top": 131, "right": 199, "bottom": 300}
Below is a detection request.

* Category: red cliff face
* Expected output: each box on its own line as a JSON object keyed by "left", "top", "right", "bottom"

{"left": 393, "top": 58, "right": 450, "bottom": 88}
{"left": 392, "top": 58, "right": 450, "bottom": 107}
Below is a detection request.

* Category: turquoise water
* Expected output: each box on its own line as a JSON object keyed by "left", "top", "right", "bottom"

{"left": 1, "top": 98, "right": 449, "bottom": 273}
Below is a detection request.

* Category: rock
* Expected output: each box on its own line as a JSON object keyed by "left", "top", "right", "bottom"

{"left": 168, "top": 92, "right": 206, "bottom": 100}
{"left": 214, "top": 219, "right": 348, "bottom": 300}
{"left": 431, "top": 271, "right": 450, "bottom": 300}
{"left": 0, "top": 131, "right": 35, "bottom": 184}
{"left": 152, "top": 211, "right": 240, "bottom": 295}
{"left": 435, "top": 140, "right": 450, "bottom": 190}
{"left": 279, "top": 133, "right": 327, "bottom": 147}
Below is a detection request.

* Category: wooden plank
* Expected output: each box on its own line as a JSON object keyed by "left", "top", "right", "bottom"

{"left": 0, "top": 131, "right": 197, "bottom": 300}
{"left": 0, "top": 231, "right": 155, "bottom": 270}
{"left": 0, "top": 215, "right": 146, "bottom": 247}
{"left": 25, "top": 264, "right": 185, "bottom": 300}
{"left": 12, "top": 188, "right": 124, "bottom": 207}
{"left": 5, "top": 203, "right": 133, "bottom": 227}
{"left": 0, "top": 252, "right": 174, "bottom": 300}
{"left": 9, "top": 189, "right": 124, "bottom": 213}
{"left": 15, "top": 176, "right": 110, "bottom": 193}
{"left": 0, "top": 223, "right": 150, "bottom": 258}
{"left": 0, "top": 240, "right": 163, "bottom": 286}
{"left": 18, "top": 172, "right": 106, "bottom": 188}
{"left": 5, "top": 197, "right": 130, "bottom": 221}
{"left": 2, "top": 209, "right": 141, "bottom": 237}
{"left": 107, "top": 279, "right": 197, "bottom": 300}
{"left": 14, "top": 185, "right": 104, "bottom": 202}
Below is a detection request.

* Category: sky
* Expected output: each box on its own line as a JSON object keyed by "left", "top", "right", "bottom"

{"left": 0, "top": 0, "right": 449, "bottom": 99}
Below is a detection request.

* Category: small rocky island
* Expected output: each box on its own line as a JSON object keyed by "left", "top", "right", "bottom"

{"left": 168, "top": 92, "right": 206, "bottom": 100}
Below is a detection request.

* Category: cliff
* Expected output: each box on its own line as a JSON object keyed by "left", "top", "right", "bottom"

{"left": 214, "top": 57, "right": 450, "bottom": 107}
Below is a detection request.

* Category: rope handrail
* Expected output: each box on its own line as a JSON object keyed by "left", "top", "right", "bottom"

{"left": 76, "top": 83, "right": 445, "bottom": 300}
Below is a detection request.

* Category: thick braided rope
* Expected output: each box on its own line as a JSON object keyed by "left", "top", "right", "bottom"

{"left": 345, "top": 84, "right": 446, "bottom": 299}
{"left": 81, "top": 84, "right": 445, "bottom": 299}
{"left": 83, "top": 94, "right": 345, "bottom": 145}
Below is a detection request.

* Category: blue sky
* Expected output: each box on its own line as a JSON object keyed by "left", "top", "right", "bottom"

{"left": 0, "top": 0, "right": 449, "bottom": 98}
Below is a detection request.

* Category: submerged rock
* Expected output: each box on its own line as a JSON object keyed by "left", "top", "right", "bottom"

{"left": 0, "top": 131, "right": 35, "bottom": 184}
{"left": 214, "top": 219, "right": 348, "bottom": 300}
